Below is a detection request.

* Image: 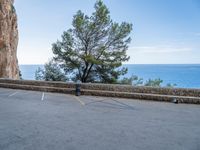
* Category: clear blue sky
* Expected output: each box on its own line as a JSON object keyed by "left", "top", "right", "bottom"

{"left": 15, "top": 0, "right": 200, "bottom": 64}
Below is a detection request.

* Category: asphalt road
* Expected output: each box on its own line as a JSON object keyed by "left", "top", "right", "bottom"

{"left": 0, "top": 88, "right": 200, "bottom": 150}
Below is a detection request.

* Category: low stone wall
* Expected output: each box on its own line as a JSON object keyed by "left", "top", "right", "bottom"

{"left": 0, "top": 79, "right": 200, "bottom": 104}
{"left": 0, "top": 79, "right": 75, "bottom": 88}
{"left": 82, "top": 83, "right": 200, "bottom": 97}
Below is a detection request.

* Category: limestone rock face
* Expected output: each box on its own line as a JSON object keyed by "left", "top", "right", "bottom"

{"left": 0, "top": 0, "right": 19, "bottom": 79}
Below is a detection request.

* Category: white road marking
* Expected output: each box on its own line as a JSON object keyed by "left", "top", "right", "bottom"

{"left": 8, "top": 91, "right": 18, "bottom": 97}
{"left": 74, "top": 96, "right": 85, "bottom": 106}
{"left": 41, "top": 92, "right": 45, "bottom": 101}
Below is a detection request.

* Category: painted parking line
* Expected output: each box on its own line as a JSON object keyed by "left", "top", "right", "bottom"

{"left": 82, "top": 96, "right": 134, "bottom": 110}
{"left": 111, "top": 98, "right": 135, "bottom": 110}
{"left": 41, "top": 92, "right": 45, "bottom": 101}
{"left": 74, "top": 96, "right": 85, "bottom": 106}
{"left": 8, "top": 91, "right": 19, "bottom": 97}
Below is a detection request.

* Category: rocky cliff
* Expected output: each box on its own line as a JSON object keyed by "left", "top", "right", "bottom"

{"left": 0, "top": 0, "right": 19, "bottom": 79}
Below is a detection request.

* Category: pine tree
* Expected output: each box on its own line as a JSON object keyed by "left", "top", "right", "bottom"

{"left": 52, "top": 0, "right": 132, "bottom": 83}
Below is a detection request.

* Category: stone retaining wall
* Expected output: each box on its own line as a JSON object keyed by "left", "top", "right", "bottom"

{"left": 81, "top": 83, "right": 200, "bottom": 97}
{"left": 0, "top": 79, "right": 200, "bottom": 104}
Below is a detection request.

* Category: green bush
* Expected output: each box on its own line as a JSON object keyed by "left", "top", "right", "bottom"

{"left": 35, "top": 60, "right": 68, "bottom": 82}
{"left": 11, "top": 4, "right": 16, "bottom": 13}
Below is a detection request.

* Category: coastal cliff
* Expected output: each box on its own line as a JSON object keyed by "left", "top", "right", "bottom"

{"left": 0, "top": 0, "right": 19, "bottom": 79}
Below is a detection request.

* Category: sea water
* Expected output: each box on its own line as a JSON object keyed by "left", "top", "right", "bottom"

{"left": 19, "top": 64, "right": 200, "bottom": 88}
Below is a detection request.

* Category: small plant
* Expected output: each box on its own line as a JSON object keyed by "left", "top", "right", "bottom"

{"left": 11, "top": 4, "right": 16, "bottom": 13}
{"left": 165, "top": 83, "right": 177, "bottom": 88}
{"left": 19, "top": 70, "right": 23, "bottom": 80}
{"left": 144, "top": 78, "right": 163, "bottom": 87}
{"left": 118, "top": 75, "right": 143, "bottom": 86}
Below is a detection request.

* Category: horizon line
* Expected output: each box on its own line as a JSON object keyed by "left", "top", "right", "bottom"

{"left": 19, "top": 63, "right": 200, "bottom": 65}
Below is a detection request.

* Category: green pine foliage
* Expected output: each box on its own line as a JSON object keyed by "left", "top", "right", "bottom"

{"left": 144, "top": 78, "right": 163, "bottom": 87}
{"left": 35, "top": 60, "right": 68, "bottom": 82}
{"left": 119, "top": 75, "right": 143, "bottom": 86}
{"left": 52, "top": 0, "right": 132, "bottom": 83}
{"left": 118, "top": 76, "right": 177, "bottom": 87}
{"left": 165, "top": 83, "right": 177, "bottom": 88}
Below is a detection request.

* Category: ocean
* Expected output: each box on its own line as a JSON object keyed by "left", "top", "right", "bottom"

{"left": 19, "top": 64, "right": 200, "bottom": 89}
